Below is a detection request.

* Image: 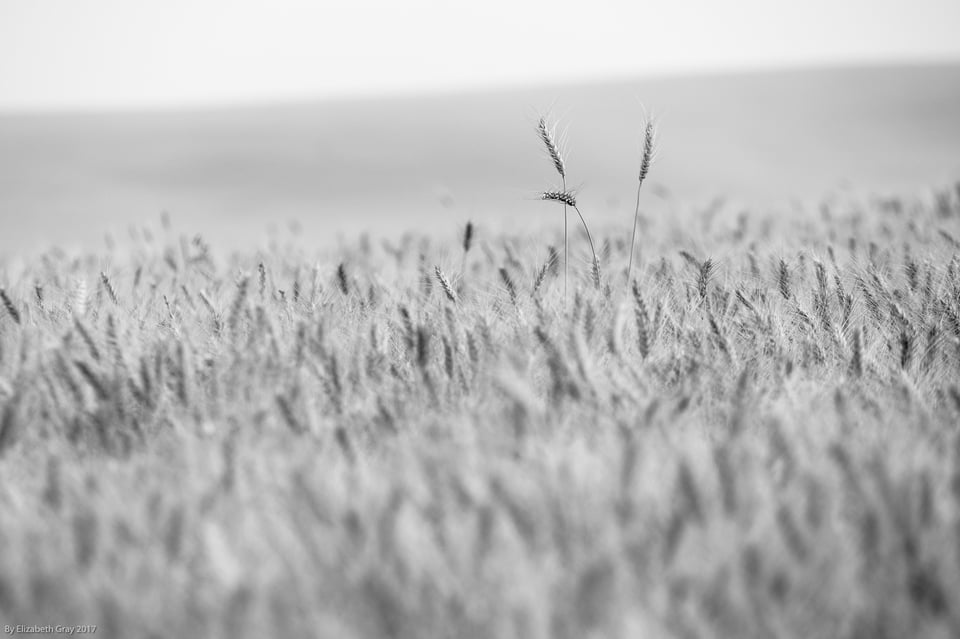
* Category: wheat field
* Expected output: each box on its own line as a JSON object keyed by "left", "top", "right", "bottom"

{"left": 1, "top": 177, "right": 960, "bottom": 637}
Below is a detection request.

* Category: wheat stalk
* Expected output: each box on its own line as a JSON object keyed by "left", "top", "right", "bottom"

{"left": 850, "top": 327, "right": 864, "bottom": 378}
{"left": 632, "top": 281, "right": 651, "bottom": 358}
{"left": 460, "top": 221, "right": 474, "bottom": 281}
{"left": 778, "top": 259, "right": 792, "bottom": 299}
{"left": 540, "top": 190, "right": 577, "bottom": 207}
{"left": 537, "top": 116, "right": 566, "bottom": 179}
{"left": 0, "top": 288, "right": 20, "bottom": 325}
{"left": 537, "top": 116, "right": 570, "bottom": 300}
{"left": 539, "top": 191, "right": 601, "bottom": 290}
{"left": 100, "top": 272, "right": 119, "bottom": 306}
{"left": 627, "top": 116, "right": 657, "bottom": 287}
{"left": 434, "top": 266, "right": 458, "bottom": 305}
{"left": 499, "top": 267, "right": 518, "bottom": 305}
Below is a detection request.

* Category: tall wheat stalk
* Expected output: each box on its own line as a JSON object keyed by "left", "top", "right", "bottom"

{"left": 537, "top": 117, "right": 569, "bottom": 299}
{"left": 540, "top": 191, "right": 600, "bottom": 289}
{"left": 627, "top": 115, "right": 657, "bottom": 287}
{"left": 536, "top": 116, "right": 601, "bottom": 293}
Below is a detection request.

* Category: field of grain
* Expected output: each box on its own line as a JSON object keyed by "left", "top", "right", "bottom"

{"left": 1, "top": 170, "right": 959, "bottom": 637}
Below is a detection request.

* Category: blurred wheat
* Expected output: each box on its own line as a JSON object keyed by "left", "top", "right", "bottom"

{"left": 0, "top": 171, "right": 958, "bottom": 637}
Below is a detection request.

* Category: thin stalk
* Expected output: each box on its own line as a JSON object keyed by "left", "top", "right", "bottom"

{"left": 540, "top": 190, "right": 599, "bottom": 290}
{"left": 573, "top": 205, "right": 601, "bottom": 289}
{"left": 627, "top": 180, "right": 642, "bottom": 285}
{"left": 563, "top": 176, "right": 569, "bottom": 303}
{"left": 628, "top": 117, "right": 656, "bottom": 291}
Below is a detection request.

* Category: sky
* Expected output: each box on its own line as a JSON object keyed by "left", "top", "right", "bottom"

{"left": 2, "top": 0, "right": 960, "bottom": 111}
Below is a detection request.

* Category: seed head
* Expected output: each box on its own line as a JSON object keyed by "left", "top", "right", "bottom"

{"left": 541, "top": 190, "right": 577, "bottom": 208}
{"left": 0, "top": 288, "right": 19, "bottom": 325}
{"left": 462, "top": 222, "right": 474, "bottom": 254}
{"left": 537, "top": 117, "right": 566, "bottom": 179}
{"left": 434, "top": 266, "right": 458, "bottom": 305}
{"left": 638, "top": 119, "right": 657, "bottom": 186}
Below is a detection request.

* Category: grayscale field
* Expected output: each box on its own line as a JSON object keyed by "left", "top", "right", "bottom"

{"left": 1, "top": 64, "right": 960, "bottom": 638}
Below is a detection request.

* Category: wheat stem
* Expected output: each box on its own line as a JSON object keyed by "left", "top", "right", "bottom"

{"left": 627, "top": 181, "right": 642, "bottom": 286}
{"left": 563, "top": 177, "right": 569, "bottom": 303}
{"left": 627, "top": 119, "right": 656, "bottom": 289}
{"left": 573, "top": 205, "right": 601, "bottom": 289}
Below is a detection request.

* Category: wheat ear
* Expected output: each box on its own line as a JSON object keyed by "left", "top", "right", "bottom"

{"left": 460, "top": 221, "right": 473, "bottom": 283}
{"left": 434, "top": 266, "right": 458, "bottom": 305}
{"left": 0, "top": 288, "right": 19, "bottom": 325}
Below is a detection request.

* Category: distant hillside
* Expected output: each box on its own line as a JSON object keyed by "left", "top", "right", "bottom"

{"left": 1, "top": 64, "right": 959, "bottom": 255}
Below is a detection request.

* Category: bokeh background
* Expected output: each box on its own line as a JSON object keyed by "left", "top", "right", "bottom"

{"left": 2, "top": 0, "right": 960, "bottom": 255}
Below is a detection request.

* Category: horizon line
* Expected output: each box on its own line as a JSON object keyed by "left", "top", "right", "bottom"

{"left": 2, "top": 56, "right": 959, "bottom": 118}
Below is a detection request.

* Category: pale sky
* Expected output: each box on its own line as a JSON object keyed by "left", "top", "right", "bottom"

{"left": 2, "top": 0, "right": 959, "bottom": 111}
